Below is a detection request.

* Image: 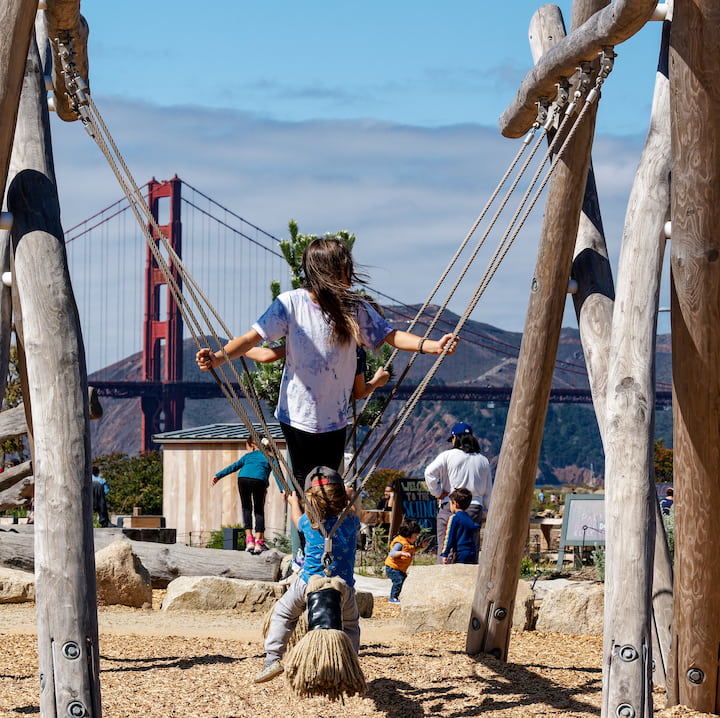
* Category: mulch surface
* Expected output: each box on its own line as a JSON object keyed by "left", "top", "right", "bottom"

{"left": 0, "top": 595, "right": 713, "bottom": 718}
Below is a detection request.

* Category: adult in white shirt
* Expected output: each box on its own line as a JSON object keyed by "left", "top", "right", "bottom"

{"left": 425, "top": 422, "right": 492, "bottom": 562}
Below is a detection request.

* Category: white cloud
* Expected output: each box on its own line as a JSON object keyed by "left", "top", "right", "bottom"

{"left": 50, "top": 97, "right": 646, "bottom": 371}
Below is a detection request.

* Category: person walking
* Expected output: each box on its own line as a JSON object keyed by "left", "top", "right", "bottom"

{"left": 384, "top": 519, "right": 421, "bottom": 603}
{"left": 91, "top": 465, "right": 113, "bottom": 528}
{"left": 211, "top": 436, "right": 274, "bottom": 554}
{"left": 425, "top": 422, "right": 492, "bottom": 562}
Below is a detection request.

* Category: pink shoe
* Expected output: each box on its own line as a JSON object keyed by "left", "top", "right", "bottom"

{"left": 245, "top": 537, "right": 255, "bottom": 552}
{"left": 253, "top": 539, "right": 268, "bottom": 554}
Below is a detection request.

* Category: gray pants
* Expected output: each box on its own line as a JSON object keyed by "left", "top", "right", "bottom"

{"left": 264, "top": 576, "right": 361, "bottom": 662}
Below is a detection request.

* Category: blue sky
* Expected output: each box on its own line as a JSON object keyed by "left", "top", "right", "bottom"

{"left": 48, "top": 2, "right": 670, "bottom": 367}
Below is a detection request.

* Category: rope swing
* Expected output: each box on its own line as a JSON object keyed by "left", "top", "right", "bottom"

{"left": 53, "top": 26, "right": 613, "bottom": 700}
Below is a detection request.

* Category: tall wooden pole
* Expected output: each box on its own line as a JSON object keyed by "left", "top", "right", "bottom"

{"left": 7, "top": 27, "right": 101, "bottom": 718}
{"left": 466, "top": 0, "right": 601, "bottom": 659}
{"left": 668, "top": 0, "right": 720, "bottom": 711}
{"left": 0, "top": 0, "right": 38, "bottom": 204}
{"left": 601, "top": 8, "right": 673, "bottom": 716}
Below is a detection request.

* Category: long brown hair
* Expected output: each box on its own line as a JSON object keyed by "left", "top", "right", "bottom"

{"left": 304, "top": 483, "right": 349, "bottom": 530}
{"left": 301, "top": 235, "right": 366, "bottom": 344}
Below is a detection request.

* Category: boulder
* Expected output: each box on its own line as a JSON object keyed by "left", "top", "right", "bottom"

{"left": 356, "top": 590, "right": 373, "bottom": 618}
{"left": 536, "top": 580, "right": 604, "bottom": 636}
{"left": 399, "top": 564, "right": 535, "bottom": 633}
{"left": 95, "top": 540, "right": 152, "bottom": 608}
{"left": 161, "top": 575, "right": 285, "bottom": 612}
{"left": 0, "top": 566, "right": 34, "bottom": 603}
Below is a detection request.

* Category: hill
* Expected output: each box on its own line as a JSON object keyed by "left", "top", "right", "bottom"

{"left": 88, "top": 305, "right": 673, "bottom": 486}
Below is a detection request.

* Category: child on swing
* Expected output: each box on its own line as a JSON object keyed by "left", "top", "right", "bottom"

{"left": 255, "top": 466, "right": 359, "bottom": 683}
{"left": 196, "top": 234, "right": 457, "bottom": 496}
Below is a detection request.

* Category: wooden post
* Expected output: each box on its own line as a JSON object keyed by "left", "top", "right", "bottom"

{"left": 500, "top": 0, "right": 658, "bottom": 137}
{"left": 0, "top": 0, "right": 38, "bottom": 203}
{"left": 602, "top": 7, "right": 673, "bottom": 715}
{"left": 466, "top": 0, "right": 601, "bottom": 659}
{"left": 7, "top": 28, "right": 101, "bottom": 718}
{"left": 44, "top": 0, "right": 88, "bottom": 123}
{"left": 668, "top": 0, "right": 720, "bottom": 711}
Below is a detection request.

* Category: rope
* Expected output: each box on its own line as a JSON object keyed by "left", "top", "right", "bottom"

{"left": 56, "top": 28, "right": 613, "bottom": 556}
{"left": 333, "top": 57, "right": 613, "bottom": 531}
{"left": 55, "top": 33, "right": 299, "bottom": 500}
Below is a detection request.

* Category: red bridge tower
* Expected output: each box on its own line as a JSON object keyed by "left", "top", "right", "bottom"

{"left": 141, "top": 177, "right": 184, "bottom": 451}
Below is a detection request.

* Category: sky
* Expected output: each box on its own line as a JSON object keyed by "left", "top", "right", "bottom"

{"left": 47, "top": 1, "right": 671, "bottom": 364}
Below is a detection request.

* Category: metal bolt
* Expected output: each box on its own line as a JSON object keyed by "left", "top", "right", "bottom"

{"left": 616, "top": 703, "right": 635, "bottom": 718}
{"left": 61, "top": 641, "right": 81, "bottom": 660}
{"left": 619, "top": 645, "right": 639, "bottom": 662}
{"left": 66, "top": 701, "right": 87, "bottom": 717}
{"left": 471, "top": 617, "right": 480, "bottom": 630}
{"left": 493, "top": 607, "right": 507, "bottom": 621}
{"left": 687, "top": 668, "right": 705, "bottom": 685}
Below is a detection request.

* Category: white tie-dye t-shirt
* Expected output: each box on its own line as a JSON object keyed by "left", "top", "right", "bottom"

{"left": 252, "top": 288, "right": 393, "bottom": 433}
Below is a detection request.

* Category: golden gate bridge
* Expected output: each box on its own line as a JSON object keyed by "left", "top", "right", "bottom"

{"left": 63, "top": 176, "right": 671, "bottom": 451}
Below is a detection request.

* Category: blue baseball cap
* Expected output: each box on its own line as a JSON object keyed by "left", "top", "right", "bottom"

{"left": 449, "top": 422, "right": 473, "bottom": 441}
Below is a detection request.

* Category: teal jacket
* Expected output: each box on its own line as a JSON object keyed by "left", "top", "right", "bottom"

{"left": 215, "top": 450, "right": 272, "bottom": 486}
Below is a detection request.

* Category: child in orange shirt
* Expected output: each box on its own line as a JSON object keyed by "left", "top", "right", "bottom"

{"left": 384, "top": 519, "right": 421, "bottom": 603}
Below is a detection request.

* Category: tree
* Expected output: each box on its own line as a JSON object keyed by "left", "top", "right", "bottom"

{"left": 364, "top": 468, "right": 406, "bottom": 507}
{"left": 2, "top": 344, "right": 29, "bottom": 466}
{"left": 654, "top": 438, "right": 673, "bottom": 483}
{"left": 94, "top": 452, "right": 163, "bottom": 515}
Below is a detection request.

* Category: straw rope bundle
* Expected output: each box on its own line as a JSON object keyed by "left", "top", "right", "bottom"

{"left": 284, "top": 575, "right": 366, "bottom": 700}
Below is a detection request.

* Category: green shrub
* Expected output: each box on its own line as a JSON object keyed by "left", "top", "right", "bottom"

{"left": 94, "top": 452, "right": 163, "bottom": 515}
{"left": 208, "top": 525, "right": 245, "bottom": 550}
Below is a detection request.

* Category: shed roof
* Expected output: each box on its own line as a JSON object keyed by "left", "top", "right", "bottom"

{"left": 153, "top": 423, "right": 285, "bottom": 444}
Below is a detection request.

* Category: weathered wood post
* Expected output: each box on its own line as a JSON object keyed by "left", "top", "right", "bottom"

{"left": 7, "top": 23, "right": 101, "bottom": 718}
{"left": 667, "top": 0, "right": 720, "bottom": 711}
{"left": 602, "top": 7, "right": 673, "bottom": 716}
{"left": 466, "top": 0, "right": 603, "bottom": 659}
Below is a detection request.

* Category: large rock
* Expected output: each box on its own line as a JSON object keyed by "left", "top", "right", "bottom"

{"left": 161, "top": 575, "right": 285, "bottom": 612}
{"left": 536, "top": 581, "right": 604, "bottom": 636}
{"left": 0, "top": 566, "right": 34, "bottom": 603}
{"left": 95, "top": 540, "right": 152, "bottom": 608}
{"left": 400, "top": 564, "right": 535, "bottom": 633}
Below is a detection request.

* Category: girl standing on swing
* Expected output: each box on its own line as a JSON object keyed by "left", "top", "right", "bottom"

{"left": 196, "top": 235, "right": 457, "bottom": 490}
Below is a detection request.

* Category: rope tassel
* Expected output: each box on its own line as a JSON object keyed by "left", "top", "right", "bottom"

{"left": 284, "top": 575, "right": 366, "bottom": 701}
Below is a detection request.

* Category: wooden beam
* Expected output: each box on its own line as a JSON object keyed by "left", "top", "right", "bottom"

{"left": 0, "top": 403, "right": 27, "bottom": 441}
{"left": 0, "top": 0, "right": 38, "bottom": 203}
{"left": 602, "top": 7, "right": 673, "bottom": 715}
{"left": 7, "top": 28, "right": 100, "bottom": 718}
{"left": 43, "top": 0, "right": 88, "bottom": 123}
{"left": 500, "top": 0, "right": 657, "bottom": 137}
{"left": 0, "top": 528, "right": 284, "bottom": 586}
{"left": 668, "top": 0, "right": 720, "bottom": 711}
{"left": 466, "top": 0, "right": 601, "bottom": 660}
{"left": 0, "top": 459, "right": 32, "bottom": 493}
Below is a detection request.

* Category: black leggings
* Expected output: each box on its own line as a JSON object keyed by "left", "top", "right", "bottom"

{"left": 237, "top": 477, "right": 268, "bottom": 533}
{"left": 280, "top": 422, "right": 346, "bottom": 491}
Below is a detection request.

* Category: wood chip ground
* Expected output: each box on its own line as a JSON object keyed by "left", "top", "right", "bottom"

{"left": 0, "top": 593, "right": 713, "bottom": 718}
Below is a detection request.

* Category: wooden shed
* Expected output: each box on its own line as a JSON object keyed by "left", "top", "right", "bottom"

{"left": 153, "top": 423, "right": 289, "bottom": 547}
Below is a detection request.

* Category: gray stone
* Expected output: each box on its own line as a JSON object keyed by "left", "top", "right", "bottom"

{"left": 536, "top": 581, "right": 604, "bottom": 636}
{"left": 0, "top": 566, "right": 34, "bottom": 603}
{"left": 399, "top": 564, "right": 535, "bottom": 633}
{"left": 95, "top": 540, "right": 152, "bottom": 608}
{"left": 162, "top": 575, "right": 285, "bottom": 612}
